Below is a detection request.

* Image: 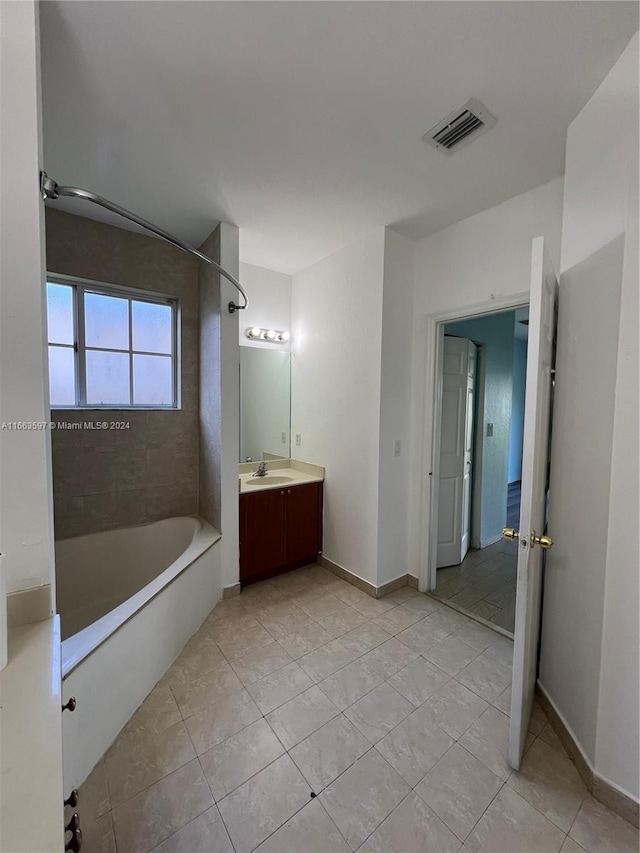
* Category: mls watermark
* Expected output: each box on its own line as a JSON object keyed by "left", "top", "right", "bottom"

{"left": 1, "top": 421, "right": 131, "bottom": 431}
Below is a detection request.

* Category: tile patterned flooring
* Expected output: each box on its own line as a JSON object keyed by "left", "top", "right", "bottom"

{"left": 78, "top": 565, "right": 638, "bottom": 853}
{"left": 433, "top": 540, "right": 518, "bottom": 634}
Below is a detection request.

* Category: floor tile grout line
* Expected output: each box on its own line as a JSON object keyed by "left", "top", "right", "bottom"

{"left": 109, "top": 758, "right": 215, "bottom": 852}
{"left": 504, "top": 766, "right": 588, "bottom": 837}
{"left": 497, "top": 782, "right": 576, "bottom": 843}
{"left": 99, "top": 566, "right": 607, "bottom": 853}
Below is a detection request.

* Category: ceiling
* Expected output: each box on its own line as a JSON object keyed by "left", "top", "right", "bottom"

{"left": 40, "top": 2, "right": 638, "bottom": 275}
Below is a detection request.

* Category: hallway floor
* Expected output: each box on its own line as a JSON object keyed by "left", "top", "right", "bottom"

{"left": 79, "top": 566, "right": 637, "bottom": 853}
{"left": 434, "top": 540, "right": 519, "bottom": 634}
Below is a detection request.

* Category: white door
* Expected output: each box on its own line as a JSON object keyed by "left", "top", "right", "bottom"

{"left": 437, "top": 337, "right": 476, "bottom": 568}
{"left": 508, "top": 237, "right": 558, "bottom": 768}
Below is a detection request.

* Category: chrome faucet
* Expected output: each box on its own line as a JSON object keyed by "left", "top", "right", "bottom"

{"left": 253, "top": 461, "right": 269, "bottom": 477}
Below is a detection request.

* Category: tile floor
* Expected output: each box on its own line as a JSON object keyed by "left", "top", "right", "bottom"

{"left": 433, "top": 540, "right": 518, "bottom": 634}
{"left": 78, "top": 565, "right": 638, "bottom": 853}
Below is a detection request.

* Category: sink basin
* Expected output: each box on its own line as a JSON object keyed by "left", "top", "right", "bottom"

{"left": 244, "top": 475, "right": 295, "bottom": 486}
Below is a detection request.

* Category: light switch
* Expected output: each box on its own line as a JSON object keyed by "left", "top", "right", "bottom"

{"left": 486, "top": 423, "right": 494, "bottom": 437}
{"left": 394, "top": 440, "right": 402, "bottom": 457}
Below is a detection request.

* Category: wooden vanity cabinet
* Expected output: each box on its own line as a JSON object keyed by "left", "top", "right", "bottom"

{"left": 240, "top": 481, "right": 323, "bottom": 584}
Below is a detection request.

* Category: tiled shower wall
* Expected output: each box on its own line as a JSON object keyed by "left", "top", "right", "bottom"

{"left": 45, "top": 208, "right": 200, "bottom": 538}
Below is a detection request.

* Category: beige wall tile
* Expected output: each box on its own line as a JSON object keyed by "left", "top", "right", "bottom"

{"left": 46, "top": 208, "right": 201, "bottom": 539}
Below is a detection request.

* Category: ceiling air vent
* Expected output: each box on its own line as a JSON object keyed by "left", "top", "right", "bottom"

{"left": 423, "top": 98, "right": 497, "bottom": 155}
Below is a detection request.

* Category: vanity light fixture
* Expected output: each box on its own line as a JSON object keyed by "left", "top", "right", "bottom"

{"left": 245, "top": 327, "right": 290, "bottom": 344}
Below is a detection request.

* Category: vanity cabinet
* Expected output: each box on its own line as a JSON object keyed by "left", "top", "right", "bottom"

{"left": 240, "top": 482, "right": 323, "bottom": 584}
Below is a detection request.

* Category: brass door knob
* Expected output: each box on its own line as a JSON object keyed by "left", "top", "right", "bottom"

{"left": 532, "top": 532, "right": 554, "bottom": 550}
{"left": 502, "top": 528, "right": 519, "bottom": 541}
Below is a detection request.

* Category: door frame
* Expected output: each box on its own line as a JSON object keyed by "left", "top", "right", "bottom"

{"left": 418, "top": 293, "right": 529, "bottom": 593}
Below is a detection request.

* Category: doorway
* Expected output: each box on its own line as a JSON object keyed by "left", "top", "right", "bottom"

{"left": 430, "top": 307, "right": 529, "bottom": 636}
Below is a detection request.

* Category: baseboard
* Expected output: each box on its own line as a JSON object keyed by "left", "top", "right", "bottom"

{"left": 536, "top": 682, "right": 639, "bottom": 827}
{"left": 318, "top": 556, "right": 378, "bottom": 598}
{"left": 7, "top": 585, "right": 52, "bottom": 628}
{"left": 592, "top": 773, "right": 640, "bottom": 828}
{"left": 318, "top": 556, "right": 417, "bottom": 600}
{"left": 479, "top": 533, "right": 503, "bottom": 549}
{"left": 376, "top": 575, "right": 412, "bottom": 598}
{"left": 222, "top": 583, "right": 241, "bottom": 599}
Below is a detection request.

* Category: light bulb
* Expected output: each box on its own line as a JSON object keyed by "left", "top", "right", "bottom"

{"left": 250, "top": 327, "right": 261, "bottom": 338}
{"left": 281, "top": 331, "right": 290, "bottom": 342}
{"left": 266, "top": 329, "right": 276, "bottom": 340}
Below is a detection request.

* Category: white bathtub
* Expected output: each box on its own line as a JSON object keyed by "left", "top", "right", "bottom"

{"left": 57, "top": 516, "right": 222, "bottom": 788}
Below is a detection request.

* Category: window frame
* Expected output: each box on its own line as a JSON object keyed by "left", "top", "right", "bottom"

{"left": 47, "top": 273, "right": 180, "bottom": 410}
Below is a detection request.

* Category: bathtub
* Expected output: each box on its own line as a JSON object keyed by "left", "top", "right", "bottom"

{"left": 57, "top": 516, "right": 221, "bottom": 788}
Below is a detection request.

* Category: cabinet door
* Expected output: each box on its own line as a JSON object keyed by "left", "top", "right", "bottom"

{"left": 240, "top": 488, "right": 285, "bottom": 581}
{"left": 284, "top": 482, "right": 323, "bottom": 565}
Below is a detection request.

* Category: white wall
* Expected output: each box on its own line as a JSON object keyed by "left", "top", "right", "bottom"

{"left": 408, "top": 178, "right": 564, "bottom": 579}
{"left": 377, "top": 230, "right": 414, "bottom": 585}
{"left": 0, "top": 2, "right": 55, "bottom": 615}
{"left": 412, "top": 179, "right": 563, "bottom": 318}
{"left": 239, "top": 263, "right": 292, "bottom": 351}
{"left": 291, "top": 230, "right": 385, "bottom": 585}
{"left": 539, "top": 34, "right": 639, "bottom": 802}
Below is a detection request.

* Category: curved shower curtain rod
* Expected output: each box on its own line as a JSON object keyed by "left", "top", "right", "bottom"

{"left": 40, "top": 171, "right": 248, "bottom": 314}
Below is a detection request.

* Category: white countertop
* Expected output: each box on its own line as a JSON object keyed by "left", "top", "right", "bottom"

{"left": 239, "top": 459, "right": 324, "bottom": 495}
{"left": 0, "top": 617, "right": 64, "bottom": 853}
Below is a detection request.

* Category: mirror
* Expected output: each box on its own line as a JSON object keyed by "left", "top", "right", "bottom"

{"left": 239, "top": 347, "right": 291, "bottom": 462}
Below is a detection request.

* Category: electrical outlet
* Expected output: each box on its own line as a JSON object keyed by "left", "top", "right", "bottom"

{"left": 393, "top": 439, "right": 402, "bottom": 457}
{"left": 486, "top": 423, "right": 494, "bottom": 437}
{"left": 281, "top": 431, "right": 286, "bottom": 443}
{"left": 295, "top": 433, "right": 301, "bottom": 446}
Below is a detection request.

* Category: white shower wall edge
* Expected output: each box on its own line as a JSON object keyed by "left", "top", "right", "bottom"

{"left": 61, "top": 522, "right": 222, "bottom": 788}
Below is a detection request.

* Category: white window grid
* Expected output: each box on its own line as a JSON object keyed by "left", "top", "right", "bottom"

{"left": 47, "top": 274, "right": 180, "bottom": 410}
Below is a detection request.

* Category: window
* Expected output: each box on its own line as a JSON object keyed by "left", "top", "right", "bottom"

{"left": 46, "top": 278, "right": 178, "bottom": 408}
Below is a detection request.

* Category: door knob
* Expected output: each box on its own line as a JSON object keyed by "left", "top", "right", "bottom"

{"left": 64, "top": 789, "right": 79, "bottom": 809}
{"left": 531, "top": 532, "right": 554, "bottom": 550}
{"left": 65, "top": 814, "right": 80, "bottom": 834}
{"left": 502, "top": 528, "right": 519, "bottom": 541}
